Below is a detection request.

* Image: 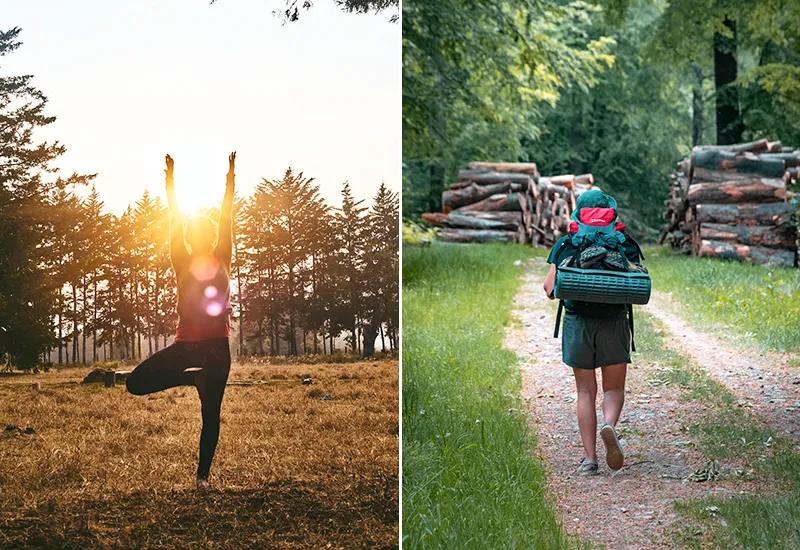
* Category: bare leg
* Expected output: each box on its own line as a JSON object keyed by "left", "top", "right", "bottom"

{"left": 573, "top": 368, "right": 598, "bottom": 461}
{"left": 600, "top": 363, "right": 627, "bottom": 426}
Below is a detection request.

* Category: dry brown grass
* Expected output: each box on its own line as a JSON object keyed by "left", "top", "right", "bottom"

{"left": 0, "top": 359, "right": 398, "bottom": 549}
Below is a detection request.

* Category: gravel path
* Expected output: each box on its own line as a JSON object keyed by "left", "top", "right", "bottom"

{"left": 509, "top": 258, "right": 765, "bottom": 549}
{"left": 648, "top": 290, "right": 800, "bottom": 442}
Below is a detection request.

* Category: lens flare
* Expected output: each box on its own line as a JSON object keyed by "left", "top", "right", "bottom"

{"left": 206, "top": 302, "right": 224, "bottom": 317}
{"left": 190, "top": 256, "right": 219, "bottom": 282}
{"left": 204, "top": 285, "right": 218, "bottom": 298}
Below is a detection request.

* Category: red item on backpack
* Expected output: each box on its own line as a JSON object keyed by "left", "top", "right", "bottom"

{"left": 579, "top": 207, "right": 616, "bottom": 226}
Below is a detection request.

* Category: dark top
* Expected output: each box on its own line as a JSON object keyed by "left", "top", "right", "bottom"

{"left": 169, "top": 185, "right": 234, "bottom": 341}
{"left": 546, "top": 235, "right": 643, "bottom": 318}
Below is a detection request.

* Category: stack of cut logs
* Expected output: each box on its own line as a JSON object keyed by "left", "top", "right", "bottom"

{"left": 659, "top": 138, "right": 798, "bottom": 268}
{"left": 421, "top": 161, "right": 597, "bottom": 246}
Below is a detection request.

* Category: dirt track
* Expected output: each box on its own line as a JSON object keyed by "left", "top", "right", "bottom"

{"left": 508, "top": 257, "right": 793, "bottom": 549}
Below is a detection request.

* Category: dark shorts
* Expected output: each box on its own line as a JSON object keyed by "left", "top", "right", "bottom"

{"left": 562, "top": 311, "right": 631, "bottom": 370}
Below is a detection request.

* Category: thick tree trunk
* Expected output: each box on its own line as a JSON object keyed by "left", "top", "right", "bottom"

{"left": 699, "top": 239, "right": 795, "bottom": 268}
{"left": 467, "top": 161, "right": 538, "bottom": 176}
{"left": 539, "top": 175, "right": 577, "bottom": 188}
{"left": 714, "top": 17, "right": 743, "bottom": 145}
{"left": 442, "top": 181, "right": 516, "bottom": 212}
{"left": 691, "top": 150, "right": 785, "bottom": 178}
{"left": 688, "top": 181, "right": 787, "bottom": 204}
{"left": 438, "top": 228, "right": 518, "bottom": 243}
{"left": 422, "top": 211, "right": 523, "bottom": 231}
{"left": 696, "top": 139, "right": 769, "bottom": 154}
{"left": 696, "top": 202, "right": 793, "bottom": 225}
{"left": 699, "top": 223, "right": 797, "bottom": 249}
{"left": 456, "top": 193, "right": 527, "bottom": 213}
{"left": 456, "top": 170, "right": 533, "bottom": 188}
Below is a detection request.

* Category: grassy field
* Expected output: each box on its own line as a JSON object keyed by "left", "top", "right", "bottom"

{"left": 645, "top": 246, "right": 800, "bottom": 352}
{"left": 402, "top": 243, "right": 576, "bottom": 549}
{"left": 633, "top": 311, "right": 800, "bottom": 549}
{"left": 0, "top": 359, "right": 398, "bottom": 549}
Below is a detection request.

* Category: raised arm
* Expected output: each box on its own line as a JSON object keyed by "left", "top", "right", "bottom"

{"left": 165, "top": 154, "right": 187, "bottom": 267}
{"left": 216, "top": 151, "right": 235, "bottom": 265}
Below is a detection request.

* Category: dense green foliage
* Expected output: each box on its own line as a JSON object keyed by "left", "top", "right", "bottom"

{"left": 403, "top": 0, "right": 800, "bottom": 236}
{"left": 645, "top": 246, "right": 800, "bottom": 352}
{"left": 402, "top": 244, "right": 577, "bottom": 549}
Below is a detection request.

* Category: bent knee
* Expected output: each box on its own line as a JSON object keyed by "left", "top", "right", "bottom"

{"left": 125, "top": 375, "right": 147, "bottom": 396}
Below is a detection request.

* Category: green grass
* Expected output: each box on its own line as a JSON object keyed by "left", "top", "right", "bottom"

{"left": 633, "top": 309, "right": 800, "bottom": 549}
{"left": 644, "top": 246, "right": 800, "bottom": 352}
{"left": 402, "top": 243, "right": 578, "bottom": 549}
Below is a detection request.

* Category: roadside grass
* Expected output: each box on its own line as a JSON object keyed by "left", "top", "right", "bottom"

{"left": 644, "top": 246, "right": 800, "bottom": 352}
{"left": 0, "top": 359, "right": 398, "bottom": 548}
{"left": 635, "top": 311, "right": 800, "bottom": 549}
{"left": 402, "top": 243, "right": 579, "bottom": 549}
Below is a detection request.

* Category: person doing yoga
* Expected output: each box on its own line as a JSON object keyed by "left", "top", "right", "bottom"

{"left": 126, "top": 152, "right": 236, "bottom": 492}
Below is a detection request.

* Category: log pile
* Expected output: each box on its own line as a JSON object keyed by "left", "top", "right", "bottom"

{"left": 423, "top": 161, "right": 598, "bottom": 246}
{"left": 659, "top": 138, "right": 798, "bottom": 268}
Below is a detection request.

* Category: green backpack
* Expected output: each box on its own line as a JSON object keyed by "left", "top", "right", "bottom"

{"left": 551, "top": 197, "right": 650, "bottom": 351}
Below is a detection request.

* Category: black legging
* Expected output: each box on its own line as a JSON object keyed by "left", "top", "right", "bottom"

{"left": 126, "top": 337, "right": 231, "bottom": 480}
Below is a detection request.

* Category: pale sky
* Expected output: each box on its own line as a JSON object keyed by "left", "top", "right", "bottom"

{"left": 4, "top": 0, "right": 400, "bottom": 214}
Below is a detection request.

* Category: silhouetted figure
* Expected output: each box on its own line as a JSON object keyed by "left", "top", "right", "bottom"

{"left": 126, "top": 152, "right": 236, "bottom": 492}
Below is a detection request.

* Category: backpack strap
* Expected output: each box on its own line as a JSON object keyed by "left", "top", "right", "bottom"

{"left": 627, "top": 303, "right": 636, "bottom": 352}
{"left": 554, "top": 300, "right": 564, "bottom": 338}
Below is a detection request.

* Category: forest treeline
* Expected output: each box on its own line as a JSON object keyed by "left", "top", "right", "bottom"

{"left": 0, "top": 27, "right": 399, "bottom": 370}
{"left": 403, "top": 0, "right": 800, "bottom": 237}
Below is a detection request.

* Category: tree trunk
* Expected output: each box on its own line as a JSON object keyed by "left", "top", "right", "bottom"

{"left": 380, "top": 323, "right": 386, "bottom": 352}
{"left": 422, "top": 211, "right": 523, "bottom": 231}
{"left": 456, "top": 193, "right": 527, "bottom": 213}
{"left": 699, "top": 239, "right": 795, "bottom": 267}
{"left": 691, "top": 151, "right": 785, "bottom": 178}
{"left": 539, "top": 175, "right": 577, "bottom": 188}
{"left": 456, "top": 170, "right": 533, "bottom": 188}
{"left": 439, "top": 228, "right": 518, "bottom": 243}
{"left": 429, "top": 162, "right": 446, "bottom": 215}
{"left": 442, "top": 181, "right": 516, "bottom": 212}
{"left": 714, "top": 17, "right": 743, "bottom": 145}
{"left": 92, "top": 274, "right": 98, "bottom": 363}
{"left": 699, "top": 223, "right": 796, "bottom": 249}
{"left": 696, "top": 139, "right": 769, "bottom": 154}
{"left": 58, "top": 310, "right": 63, "bottom": 365}
{"left": 695, "top": 202, "right": 793, "bottom": 225}
{"left": 72, "top": 283, "right": 78, "bottom": 363}
{"left": 692, "top": 63, "right": 704, "bottom": 147}
{"left": 688, "top": 181, "right": 787, "bottom": 204}
{"left": 467, "top": 161, "right": 538, "bottom": 175}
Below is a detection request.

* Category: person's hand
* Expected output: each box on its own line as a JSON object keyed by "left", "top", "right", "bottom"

{"left": 227, "top": 151, "right": 236, "bottom": 187}
{"left": 165, "top": 154, "right": 175, "bottom": 186}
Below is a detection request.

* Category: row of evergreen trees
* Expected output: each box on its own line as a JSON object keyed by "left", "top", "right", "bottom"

{"left": 0, "top": 27, "right": 398, "bottom": 370}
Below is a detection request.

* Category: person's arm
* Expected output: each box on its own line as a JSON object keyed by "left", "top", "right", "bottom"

{"left": 543, "top": 263, "right": 556, "bottom": 300}
{"left": 165, "top": 154, "right": 187, "bottom": 267}
{"left": 216, "top": 151, "right": 235, "bottom": 266}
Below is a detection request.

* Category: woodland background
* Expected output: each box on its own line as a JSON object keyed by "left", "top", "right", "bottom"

{"left": 402, "top": 0, "right": 800, "bottom": 237}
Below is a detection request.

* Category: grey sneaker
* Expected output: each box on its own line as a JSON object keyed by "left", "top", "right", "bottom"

{"left": 600, "top": 422, "right": 624, "bottom": 470}
{"left": 576, "top": 458, "right": 599, "bottom": 476}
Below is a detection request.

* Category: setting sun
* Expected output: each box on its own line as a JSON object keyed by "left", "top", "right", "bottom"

{"left": 168, "top": 159, "right": 228, "bottom": 215}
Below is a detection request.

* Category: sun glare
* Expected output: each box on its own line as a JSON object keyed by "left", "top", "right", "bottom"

{"left": 175, "top": 181, "right": 219, "bottom": 216}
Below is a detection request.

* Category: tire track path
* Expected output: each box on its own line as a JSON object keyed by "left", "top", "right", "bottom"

{"left": 509, "top": 258, "right": 762, "bottom": 549}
